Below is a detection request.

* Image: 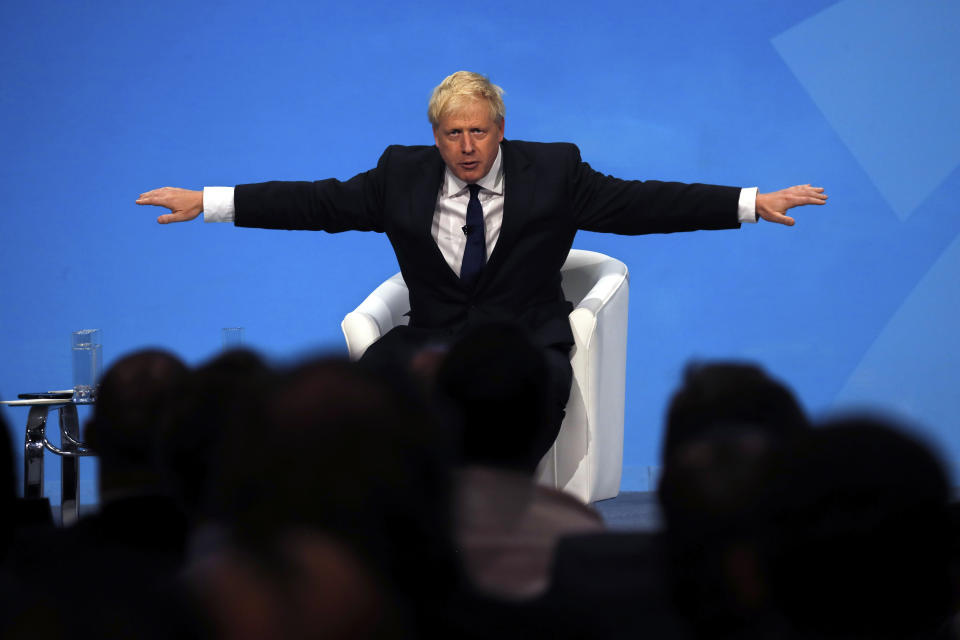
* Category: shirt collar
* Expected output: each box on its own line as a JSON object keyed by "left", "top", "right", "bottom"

{"left": 442, "top": 144, "right": 503, "bottom": 197}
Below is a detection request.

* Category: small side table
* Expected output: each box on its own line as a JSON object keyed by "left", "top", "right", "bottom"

{"left": 0, "top": 396, "right": 96, "bottom": 527}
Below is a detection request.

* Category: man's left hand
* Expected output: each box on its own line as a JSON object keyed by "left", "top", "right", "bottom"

{"left": 756, "top": 185, "right": 828, "bottom": 226}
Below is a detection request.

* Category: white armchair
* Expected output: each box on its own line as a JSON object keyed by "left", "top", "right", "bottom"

{"left": 341, "top": 249, "right": 629, "bottom": 503}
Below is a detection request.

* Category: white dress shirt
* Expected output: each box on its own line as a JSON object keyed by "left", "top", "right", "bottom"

{"left": 432, "top": 145, "right": 505, "bottom": 275}
{"left": 202, "top": 145, "right": 759, "bottom": 273}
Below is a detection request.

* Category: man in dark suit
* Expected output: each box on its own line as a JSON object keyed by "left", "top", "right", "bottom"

{"left": 137, "top": 71, "right": 827, "bottom": 458}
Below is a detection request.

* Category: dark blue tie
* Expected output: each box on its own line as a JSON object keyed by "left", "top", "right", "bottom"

{"left": 460, "top": 184, "right": 486, "bottom": 288}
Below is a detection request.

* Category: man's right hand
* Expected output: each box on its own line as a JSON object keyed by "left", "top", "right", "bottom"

{"left": 136, "top": 187, "right": 204, "bottom": 224}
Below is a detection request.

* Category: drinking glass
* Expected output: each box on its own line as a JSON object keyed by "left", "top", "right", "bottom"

{"left": 72, "top": 329, "right": 102, "bottom": 403}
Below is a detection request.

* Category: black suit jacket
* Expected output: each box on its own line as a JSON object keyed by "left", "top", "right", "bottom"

{"left": 234, "top": 140, "right": 741, "bottom": 347}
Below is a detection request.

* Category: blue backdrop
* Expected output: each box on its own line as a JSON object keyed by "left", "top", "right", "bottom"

{"left": 2, "top": 0, "right": 958, "bottom": 504}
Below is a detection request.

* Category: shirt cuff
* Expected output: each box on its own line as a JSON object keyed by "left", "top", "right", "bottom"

{"left": 738, "top": 187, "right": 758, "bottom": 224}
{"left": 202, "top": 186, "right": 236, "bottom": 223}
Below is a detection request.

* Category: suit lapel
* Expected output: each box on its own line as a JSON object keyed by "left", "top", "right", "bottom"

{"left": 410, "top": 150, "right": 461, "bottom": 283}
{"left": 478, "top": 139, "right": 533, "bottom": 289}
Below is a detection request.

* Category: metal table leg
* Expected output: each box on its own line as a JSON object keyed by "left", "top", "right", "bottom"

{"left": 24, "top": 405, "right": 49, "bottom": 500}
{"left": 17, "top": 400, "right": 94, "bottom": 526}
{"left": 58, "top": 404, "right": 81, "bottom": 527}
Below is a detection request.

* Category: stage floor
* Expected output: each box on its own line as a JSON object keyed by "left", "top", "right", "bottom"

{"left": 593, "top": 491, "right": 662, "bottom": 531}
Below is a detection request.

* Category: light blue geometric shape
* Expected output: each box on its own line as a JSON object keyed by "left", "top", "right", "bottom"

{"left": 835, "top": 232, "right": 960, "bottom": 468}
{"left": 773, "top": 0, "right": 960, "bottom": 221}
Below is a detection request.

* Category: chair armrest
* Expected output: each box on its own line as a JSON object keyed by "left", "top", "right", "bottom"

{"left": 341, "top": 312, "right": 382, "bottom": 361}
{"left": 341, "top": 273, "right": 410, "bottom": 360}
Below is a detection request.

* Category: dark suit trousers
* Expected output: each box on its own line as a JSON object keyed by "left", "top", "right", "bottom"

{"left": 359, "top": 325, "right": 572, "bottom": 462}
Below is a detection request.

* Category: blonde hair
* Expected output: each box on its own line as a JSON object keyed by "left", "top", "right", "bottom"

{"left": 428, "top": 71, "right": 505, "bottom": 128}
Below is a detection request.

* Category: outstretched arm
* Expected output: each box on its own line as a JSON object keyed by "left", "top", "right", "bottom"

{"left": 756, "top": 184, "right": 828, "bottom": 226}
{"left": 136, "top": 187, "right": 204, "bottom": 224}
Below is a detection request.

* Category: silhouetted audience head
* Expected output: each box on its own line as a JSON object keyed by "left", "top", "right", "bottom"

{"left": 208, "top": 357, "right": 457, "bottom": 636}
{"left": 159, "top": 348, "right": 271, "bottom": 523}
{"left": 84, "top": 349, "right": 188, "bottom": 496}
{"left": 656, "top": 362, "right": 813, "bottom": 637}
{"left": 436, "top": 322, "right": 550, "bottom": 473}
{"left": 663, "top": 361, "right": 808, "bottom": 464}
{"left": 758, "top": 415, "right": 957, "bottom": 639}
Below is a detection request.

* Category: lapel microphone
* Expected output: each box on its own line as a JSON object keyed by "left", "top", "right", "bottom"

{"left": 462, "top": 225, "right": 470, "bottom": 236}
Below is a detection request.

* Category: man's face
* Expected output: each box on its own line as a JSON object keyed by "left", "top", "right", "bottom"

{"left": 433, "top": 99, "right": 505, "bottom": 183}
